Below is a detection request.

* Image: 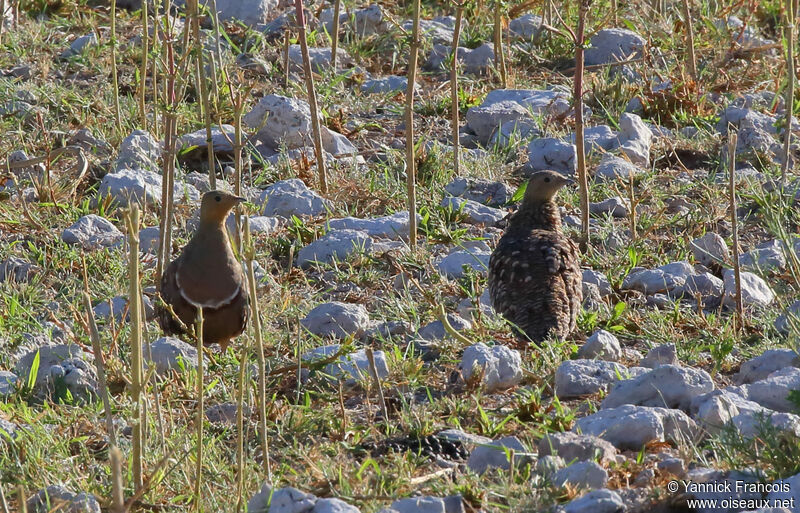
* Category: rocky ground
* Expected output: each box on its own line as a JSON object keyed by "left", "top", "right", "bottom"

{"left": 1, "top": 0, "right": 800, "bottom": 511}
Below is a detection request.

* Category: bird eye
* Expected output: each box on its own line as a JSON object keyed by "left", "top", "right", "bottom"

{"left": 215, "top": 195, "right": 221, "bottom": 202}
{"left": 544, "top": 177, "right": 551, "bottom": 183}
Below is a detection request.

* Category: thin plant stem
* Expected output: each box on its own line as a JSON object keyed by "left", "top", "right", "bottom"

{"left": 124, "top": 205, "right": 144, "bottom": 491}
{"left": 405, "top": 0, "right": 422, "bottom": 248}
{"left": 110, "top": 0, "right": 122, "bottom": 136}
{"left": 294, "top": 0, "right": 328, "bottom": 193}
{"left": 451, "top": 3, "right": 464, "bottom": 179}
{"left": 194, "top": 309, "right": 205, "bottom": 511}
{"left": 365, "top": 348, "right": 388, "bottom": 422}
{"left": 110, "top": 446, "right": 125, "bottom": 513}
{"left": 188, "top": 0, "right": 217, "bottom": 190}
{"left": 728, "top": 129, "right": 744, "bottom": 330}
{"left": 244, "top": 217, "right": 272, "bottom": 480}
{"left": 574, "top": 0, "right": 592, "bottom": 250}
{"left": 139, "top": 0, "right": 149, "bottom": 131}
{"left": 781, "top": 0, "right": 796, "bottom": 188}
{"left": 331, "top": 0, "right": 341, "bottom": 70}
{"left": 283, "top": 29, "right": 291, "bottom": 89}
{"left": 681, "top": 0, "right": 697, "bottom": 81}
{"left": 82, "top": 291, "right": 116, "bottom": 447}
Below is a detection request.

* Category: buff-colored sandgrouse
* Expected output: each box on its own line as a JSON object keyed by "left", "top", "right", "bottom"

{"left": 157, "top": 190, "right": 249, "bottom": 351}
{"left": 488, "top": 170, "right": 582, "bottom": 343}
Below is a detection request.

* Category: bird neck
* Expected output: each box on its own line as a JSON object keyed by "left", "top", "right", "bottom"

{"left": 195, "top": 219, "right": 234, "bottom": 252}
{"left": 510, "top": 199, "right": 562, "bottom": 232}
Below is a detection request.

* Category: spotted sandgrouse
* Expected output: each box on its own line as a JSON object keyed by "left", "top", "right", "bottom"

{"left": 158, "top": 190, "right": 249, "bottom": 351}
{"left": 488, "top": 171, "right": 582, "bottom": 343}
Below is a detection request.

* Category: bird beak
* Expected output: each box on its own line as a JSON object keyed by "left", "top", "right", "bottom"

{"left": 235, "top": 196, "right": 247, "bottom": 203}
{"left": 565, "top": 177, "right": 576, "bottom": 186}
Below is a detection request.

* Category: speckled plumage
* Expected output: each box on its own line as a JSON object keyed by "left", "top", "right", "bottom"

{"left": 157, "top": 190, "right": 249, "bottom": 351}
{"left": 488, "top": 171, "right": 582, "bottom": 343}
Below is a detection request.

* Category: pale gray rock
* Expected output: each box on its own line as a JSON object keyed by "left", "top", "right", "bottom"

{"left": 26, "top": 485, "right": 101, "bottom": 513}
{"left": 424, "top": 43, "right": 494, "bottom": 74}
{"left": 577, "top": 330, "right": 622, "bottom": 361}
{"left": 457, "top": 289, "right": 495, "bottom": 320}
{"left": 301, "top": 301, "right": 370, "bottom": 339}
{"left": 727, "top": 367, "right": 800, "bottom": 412}
{"left": 418, "top": 314, "right": 472, "bottom": 341}
{"left": 146, "top": 337, "right": 199, "bottom": 374}
{"left": 113, "top": 130, "right": 161, "bottom": 174}
{"left": 99, "top": 168, "right": 199, "bottom": 207}
{"left": 639, "top": 343, "right": 678, "bottom": 368}
{"left": 459, "top": 342, "right": 522, "bottom": 392}
{"left": 200, "top": 0, "right": 278, "bottom": 26}
{"left": 582, "top": 270, "right": 612, "bottom": 296}
{"left": 684, "top": 469, "right": 764, "bottom": 512}
{"left": 314, "top": 498, "right": 361, "bottom": 513}
{"left": 62, "top": 214, "right": 123, "bottom": 250}
{"left": 733, "top": 409, "right": 800, "bottom": 438}
{"left": 775, "top": 300, "right": 800, "bottom": 335}
{"left": 571, "top": 125, "right": 620, "bottom": 154}
{"left": 436, "top": 250, "right": 491, "bottom": 279}
{"left": 15, "top": 344, "right": 87, "bottom": 387}
{"left": 361, "top": 76, "right": 408, "bottom": 94}
{"left": 526, "top": 138, "right": 576, "bottom": 174}
{"left": 735, "top": 349, "right": 800, "bottom": 384}
{"left": 616, "top": 113, "right": 652, "bottom": 167}
{"left": 297, "top": 229, "right": 372, "bottom": 268}
{"left": 691, "top": 232, "right": 729, "bottom": 268}
{"left": 321, "top": 4, "right": 388, "bottom": 37}
{"left": 682, "top": 273, "right": 724, "bottom": 307}
{"left": 93, "top": 294, "right": 155, "bottom": 323}
{"left": 0, "top": 371, "right": 18, "bottom": 396}
{"left": 177, "top": 124, "right": 235, "bottom": 156}
{"left": 288, "top": 45, "right": 354, "bottom": 72}
{"left": 555, "top": 359, "right": 629, "bottom": 398}
{"left": 509, "top": 14, "right": 543, "bottom": 40}
{"left": 247, "top": 485, "right": 316, "bottom": 513}
{"left": 538, "top": 431, "right": 618, "bottom": 464}
{"left": 552, "top": 461, "right": 608, "bottom": 491}
{"left": 386, "top": 497, "right": 446, "bottom": 513}
{"left": 441, "top": 196, "right": 505, "bottom": 225}
{"left": 585, "top": 28, "right": 646, "bottom": 66}
{"left": 303, "top": 344, "right": 389, "bottom": 384}
{"left": 464, "top": 100, "right": 538, "bottom": 145}
{"left": 466, "top": 435, "right": 527, "bottom": 474}
{"left": 602, "top": 364, "right": 714, "bottom": 411}
{"left": 60, "top": 33, "right": 97, "bottom": 59}
{"left": 258, "top": 179, "right": 332, "bottom": 217}
{"left": 740, "top": 239, "right": 787, "bottom": 273}
{"left": 45, "top": 357, "right": 98, "bottom": 403}
{"left": 691, "top": 389, "right": 767, "bottom": 434}
{"left": 622, "top": 269, "right": 678, "bottom": 295}
{"left": 139, "top": 226, "right": 160, "bottom": 254}
{"left": 68, "top": 128, "right": 112, "bottom": 155}
{"left": 328, "top": 211, "right": 414, "bottom": 240}
{"left": 244, "top": 94, "right": 315, "bottom": 150}
{"left": 766, "top": 471, "right": 800, "bottom": 507}
{"left": 0, "top": 256, "right": 39, "bottom": 283}
{"left": 444, "top": 177, "right": 514, "bottom": 207}
{"left": 590, "top": 196, "right": 629, "bottom": 218}
{"left": 227, "top": 215, "right": 282, "bottom": 236}
{"left": 722, "top": 269, "right": 775, "bottom": 309}
{"left": 403, "top": 18, "right": 457, "bottom": 45}
{"left": 573, "top": 404, "right": 696, "bottom": 450}
{"left": 594, "top": 154, "right": 642, "bottom": 182}
{"left": 717, "top": 15, "right": 775, "bottom": 49}
{"left": 556, "top": 489, "right": 625, "bottom": 513}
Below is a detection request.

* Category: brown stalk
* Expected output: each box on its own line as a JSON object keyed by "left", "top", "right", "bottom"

{"left": 574, "top": 0, "right": 592, "bottom": 250}
{"left": 451, "top": 2, "right": 464, "bottom": 179}
{"left": 81, "top": 291, "right": 116, "bottom": 447}
{"left": 364, "top": 347, "right": 388, "bottom": 421}
{"left": 681, "top": 0, "right": 698, "bottom": 81}
{"left": 110, "top": 0, "right": 122, "bottom": 136}
{"left": 728, "top": 129, "right": 744, "bottom": 330}
{"left": 293, "top": 0, "right": 328, "bottom": 193}
{"left": 124, "top": 205, "right": 144, "bottom": 491}
{"left": 188, "top": 0, "right": 217, "bottom": 190}
{"left": 330, "top": 0, "right": 341, "bottom": 70}
{"left": 781, "top": 0, "right": 796, "bottom": 188}
{"left": 405, "top": 0, "right": 422, "bottom": 248}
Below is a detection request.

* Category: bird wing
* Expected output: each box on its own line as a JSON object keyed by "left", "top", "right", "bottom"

{"left": 174, "top": 239, "right": 246, "bottom": 309}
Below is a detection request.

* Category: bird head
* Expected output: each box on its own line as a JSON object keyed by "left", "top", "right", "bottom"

{"left": 522, "top": 170, "right": 574, "bottom": 205}
{"left": 200, "top": 190, "right": 247, "bottom": 224}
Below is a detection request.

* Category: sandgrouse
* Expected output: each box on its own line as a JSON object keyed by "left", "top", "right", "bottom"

{"left": 157, "top": 190, "right": 249, "bottom": 351}
{"left": 488, "top": 170, "right": 582, "bottom": 343}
